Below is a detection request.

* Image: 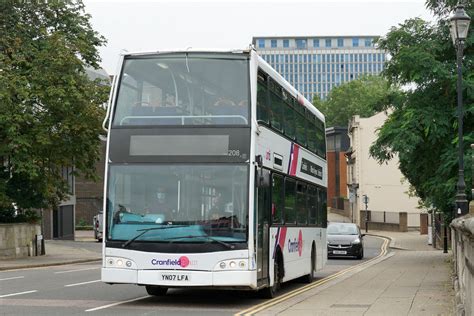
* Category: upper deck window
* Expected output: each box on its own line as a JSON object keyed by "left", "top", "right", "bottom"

{"left": 113, "top": 53, "right": 250, "bottom": 127}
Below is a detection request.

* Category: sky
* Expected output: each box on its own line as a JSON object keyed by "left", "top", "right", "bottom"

{"left": 83, "top": 0, "right": 437, "bottom": 75}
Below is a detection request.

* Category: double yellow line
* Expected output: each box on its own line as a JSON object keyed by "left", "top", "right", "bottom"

{"left": 235, "top": 237, "right": 389, "bottom": 316}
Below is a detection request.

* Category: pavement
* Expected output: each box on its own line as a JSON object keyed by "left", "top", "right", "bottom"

{"left": 0, "top": 230, "right": 101, "bottom": 271}
{"left": 0, "top": 228, "right": 455, "bottom": 315}
{"left": 256, "top": 229, "right": 455, "bottom": 316}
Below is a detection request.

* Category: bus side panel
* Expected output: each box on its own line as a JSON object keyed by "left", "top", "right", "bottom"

{"left": 255, "top": 127, "right": 326, "bottom": 187}
{"left": 268, "top": 226, "right": 325, "bottom": 283}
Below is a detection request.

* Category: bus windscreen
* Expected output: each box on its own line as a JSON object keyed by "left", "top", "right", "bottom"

{"left": 106, "top": 164, "right": 249, "bottom": 245}
{"left": 113, "top": 54, "right": 250, "bottom": 127}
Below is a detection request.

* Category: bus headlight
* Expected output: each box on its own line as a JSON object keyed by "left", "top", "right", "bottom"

{"left": 215, "top": 259, "right": 248, "bottom": 271}
{"left": 105, "top": 257, "right": 137, "bottom": 269}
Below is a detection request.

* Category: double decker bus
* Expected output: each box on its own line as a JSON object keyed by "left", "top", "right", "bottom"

{"left": 101, "top": 47, "right": 327, "bottom": 298}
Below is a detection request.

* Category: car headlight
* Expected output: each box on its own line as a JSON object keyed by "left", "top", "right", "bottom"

{"left": 352, "top": 238, "right": 361, "bottom": 244}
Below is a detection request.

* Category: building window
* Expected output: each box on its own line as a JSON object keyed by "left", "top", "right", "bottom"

{"left": 365, "top": 38, "right": 372, "bottom": 47}
{"left": 352, "top": 38, "right": 359, "bottom": 47}
{"left": 271, "top": 39, "right": 277, "bottom": 48}
{"left": 283, "top": 39, "right": 289, "bottom": 48}
{"left": 313, "top": 39, "right": 320, "bottom": 48}
{"left": 325, "top": 39, "right": 332, "bottom": 48}
{"left": 296, "top": 39, "right": 307, "bottom": 49}
{"left": 337, "top": 38, "right": 344, "bottom": 47}
{"left": 258, "top": 39, "right": 265, "bottom": 48}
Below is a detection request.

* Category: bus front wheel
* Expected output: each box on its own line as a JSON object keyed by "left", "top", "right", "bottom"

{"left": 260, "top": 260, "right": 281, "bottom": 299}
{"left": 303, "top": 246, "right": 316, "bottom": 283}
{"left": 145, "top": 285, "right": 168, "bottom": 296}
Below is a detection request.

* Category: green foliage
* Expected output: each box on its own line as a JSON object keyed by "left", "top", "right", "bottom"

{"left": 313, "top": 75, "right": 400, "bottom": 127}
{"left": 0, "top": 206, "right": 41, "bottom": 224}
{"left": 0, "top": 1, "right": 109, "bottom": 221}
{"left": 369, "top": 1, "right": 473, "bottom": 216}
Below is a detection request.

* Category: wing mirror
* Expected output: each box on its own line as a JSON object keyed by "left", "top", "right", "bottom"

{"left": 256, "top": 168, "right": 271, "bottom": 188}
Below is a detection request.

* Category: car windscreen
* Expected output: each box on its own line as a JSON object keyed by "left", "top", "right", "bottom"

{"left": 327, "top": 223, "right": 359, "bottom": 235}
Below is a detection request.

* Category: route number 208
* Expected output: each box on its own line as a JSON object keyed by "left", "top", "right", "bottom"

{"left": 228, "top": 150, "right": 241, "bottom": 156}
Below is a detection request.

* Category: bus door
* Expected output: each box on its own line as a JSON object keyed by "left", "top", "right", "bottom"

{"left": 256, "top": 168, "right": 271, "bottom": 285}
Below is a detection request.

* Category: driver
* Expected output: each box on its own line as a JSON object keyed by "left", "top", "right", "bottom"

{"left": 149, "top": 186, "right": 175, "bottom": 221}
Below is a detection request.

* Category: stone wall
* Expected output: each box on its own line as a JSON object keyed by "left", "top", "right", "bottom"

{"left": 451, "top": 213, "right": 474, "bottom": 316}
{"left": 328, "top": 206, "right": 351, "bottom": 219}
{"left": 0, "top": 223, "right": 41, "bottom": 259}
{"left": 360, "top": 210, "right": 408, "bottom": 232}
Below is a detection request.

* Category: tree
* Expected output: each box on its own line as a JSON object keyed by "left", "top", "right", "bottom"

{"left": 369, "top": 1, "right": 473, "bottom": 217}
{"left": 313, "top": 75, "right": 400, "bottom": 127}
{"left": 0, "top": 1, "right": 108, "bottom": 221}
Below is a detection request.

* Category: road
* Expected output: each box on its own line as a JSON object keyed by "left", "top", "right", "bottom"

{"left": 0, "top": 236, "right": 385, "bottom": 315}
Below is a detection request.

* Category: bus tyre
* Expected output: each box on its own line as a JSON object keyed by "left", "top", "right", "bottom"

{"left": 260, "top": 260, "right": 280, "bottom": 299}
{"left": 145, "top": 285, "right": 168, "bottom": 296}
{"left": 304, "top": 246, "right": 316, "bottom": 283}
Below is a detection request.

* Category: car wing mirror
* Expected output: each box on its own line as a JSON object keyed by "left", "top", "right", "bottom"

{"left": 361, "top": 233, "right": 366, "bottom": 237}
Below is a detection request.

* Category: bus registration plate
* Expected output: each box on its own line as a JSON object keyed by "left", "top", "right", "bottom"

{"left": 333, "top": 250, "right": 347, "bottom": 255}
{"left": 161, "top": 273, "right": 191, "bottom": 282}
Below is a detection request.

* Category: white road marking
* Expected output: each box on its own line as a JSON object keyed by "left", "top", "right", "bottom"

{"left": 0, "top": 290, "right": 37, "bottom": 298}
{"left": 0, "top": 276, "right": 25, "bottom": 281}
{"left": 55, "top": 267, "right": 100, "bottom": 274}
{"left": 64, "top": 279, "right": 101, "bottom": 287}
{"left": 85, "top": 295, "right": 150, "bottom": 312}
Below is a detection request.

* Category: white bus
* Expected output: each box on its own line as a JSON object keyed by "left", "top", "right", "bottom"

{"left": 101, "top": 47, "right": 327, "bottom": 298}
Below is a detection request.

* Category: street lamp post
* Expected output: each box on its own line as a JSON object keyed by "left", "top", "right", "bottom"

{"left": 450, "top": 4, "right": 471, "bottom": 217}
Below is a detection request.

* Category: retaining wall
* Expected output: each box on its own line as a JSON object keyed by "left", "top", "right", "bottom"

{"left": 0, "top": 223, "right": 41, "bottom": 259}
{"left": 451, "top": 213, "right": 474, "bottom": 316}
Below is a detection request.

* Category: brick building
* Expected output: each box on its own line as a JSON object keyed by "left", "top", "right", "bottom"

{"left": 326, "top": 127, "right": 350, "bottom": 210}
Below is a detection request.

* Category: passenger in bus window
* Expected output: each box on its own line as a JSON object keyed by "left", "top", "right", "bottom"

{"left": 209, "top": 193, "right": 224, "bottom": 220}
{"left": 214, "top": 97, "right": 236, "bottom": 107}
{"left": 164, "top": 94, "right": 176, "bottom": 107}
{"left": 238, "top": 100, "right": 248, "bottom": 107}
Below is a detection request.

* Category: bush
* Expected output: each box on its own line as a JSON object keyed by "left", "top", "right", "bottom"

{"left": 0, "top": 207, "right": 41, "bottom": 223}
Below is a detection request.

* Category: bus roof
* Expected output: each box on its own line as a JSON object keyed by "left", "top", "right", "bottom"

{"left": 120, "top": 47, "right": 253, "bottom": 57}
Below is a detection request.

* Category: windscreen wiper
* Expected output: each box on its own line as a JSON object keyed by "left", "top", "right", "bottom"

{"left": 165, "top": 235, "right": 235, "bottom": 249}
{"left": 122, "top": 225, "right": 188, "bottom": 248}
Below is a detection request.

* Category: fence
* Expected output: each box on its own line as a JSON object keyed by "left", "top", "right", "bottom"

{"left": 432, "top": 212, "right": 451, "bottom": 250}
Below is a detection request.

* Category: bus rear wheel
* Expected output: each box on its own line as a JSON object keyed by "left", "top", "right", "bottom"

{"left": 145, "top": 285, "right": 168, "bottom": 296}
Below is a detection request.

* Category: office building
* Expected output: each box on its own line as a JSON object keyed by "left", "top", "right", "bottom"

{"left": 252, "top": 36, "right": 387, "bottom": 101}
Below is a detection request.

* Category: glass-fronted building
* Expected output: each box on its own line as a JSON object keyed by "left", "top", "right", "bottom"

{"left": 252, "top": 36, "right": 386, "bottom": 101}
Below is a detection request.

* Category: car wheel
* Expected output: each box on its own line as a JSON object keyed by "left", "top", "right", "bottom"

{"left": 145, "top": 285, "right": 168, "bottom": 296}
{"left": 357, "top": 248, "right": 364, "bottom": 260}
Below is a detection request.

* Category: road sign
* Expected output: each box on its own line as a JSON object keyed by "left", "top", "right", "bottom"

{"left": 362, "top": 195, "right": 369, "bottom": 204}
